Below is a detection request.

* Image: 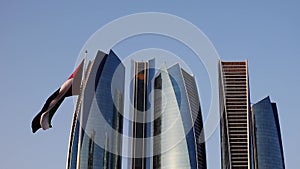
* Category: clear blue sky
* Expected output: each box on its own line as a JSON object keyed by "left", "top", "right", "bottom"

{"left": 0, "top": 1, "right": 299, "bottom": 169}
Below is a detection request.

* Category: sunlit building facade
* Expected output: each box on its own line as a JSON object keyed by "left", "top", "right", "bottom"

{"left": 218, "top": 60, "right": 285, "bottom": 169}
{"left": 218, "top": 61, "right": 254, "bottom": 169}
{"left": 153, "top": 64, "right": 207, "bottom": 169}
{"left": 67, "top": 51, "right": 207, "bottom": 169}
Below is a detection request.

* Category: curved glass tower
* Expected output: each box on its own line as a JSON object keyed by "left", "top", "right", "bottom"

{"left": 67, "top": 50, "right": 125, "bottom": 169}
{"left": 67, "top": 53, "right": 207, "bottom": 169}
{"left": 252, "top": 96, "right": 285, "bottom": 169}
{"left": 153, "top": 64, "right": 206, "bottom": 169}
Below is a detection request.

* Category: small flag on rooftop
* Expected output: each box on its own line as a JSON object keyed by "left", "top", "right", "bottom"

{"left": 31, "top": 59, "right": 85, "bottom": 133}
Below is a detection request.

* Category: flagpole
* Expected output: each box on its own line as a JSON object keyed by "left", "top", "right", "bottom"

{"left": 64, "top": 50, "right": 88, "bottom": 169}
{"left": 83, "top": 50, "right": 88, "bottom": 78}
{"left": 84, "top": 50, "right": 88, "bottom": 60}
{"left": 75, "top": 50, "right": 88, "bottom": 169}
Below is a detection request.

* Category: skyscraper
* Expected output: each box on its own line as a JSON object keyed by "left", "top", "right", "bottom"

{"left": 153, "top": 64, "right": 206, "bottom": 169}
{"left": 219, "top": 60, "right": 285, "bottom": 169}
{"left": 67, "top": 51, "right": 207, "bottom": 169}
{"left": 252, "top": 96, "right": 285, "bottom": 169}
{"left": 131, "top": 60, "right": 154, "bottom": 169}
{"left": 66, "top": 58, "right": 94, "bottom": 169}
{"left": 218, "top": 61, "right": 253, "bottom": 169}
{"left": 66, "top": 50, "right": 125, "bottom": 169}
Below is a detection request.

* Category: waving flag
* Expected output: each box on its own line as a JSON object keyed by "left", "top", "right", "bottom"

{"left": 31, "top": 60, "right": 85, "bottom": 133}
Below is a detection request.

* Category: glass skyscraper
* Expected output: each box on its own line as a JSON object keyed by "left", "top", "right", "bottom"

{"left": 252, "top": 96, "right": 285, "bottom": 169}
{"left": 130, "top": 60, "right": 155, "bottom": 169}
{"left": 66, "top": 50, "right": 125, "bottom": 169}
{"left": 219, "top": 60, "right": 285, "bottom": 169}
{"left": 67, "top": 52, "right": 207, "bottom": 169}
{"left": 153, "top": 64, "right": 206, "bottom": 169}
{"left": 66, "top": 53, "right": 286, "bottom": 169}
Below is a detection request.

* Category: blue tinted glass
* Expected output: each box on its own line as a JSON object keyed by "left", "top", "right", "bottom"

{"left": 253, "top": 97, "right": 284, "bottom": 169}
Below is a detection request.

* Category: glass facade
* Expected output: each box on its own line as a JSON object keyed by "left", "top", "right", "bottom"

{"left": 131, "top": 60, "right": 155, "bottom": 169}
{"left": 252, "top": 97, "right": 285, "bottom": 169}
{"left": 219, "top": 60, "right": 285, "bottom": 169}
{"left": 67, "top": 59, "right": 94, "bottom": 169}
{"left": 153, "top": 64, "right": 206, "bottom": 169}
{"left": 67, "top": 118, "right": 81, "bottom": 169}
{"left": 67, "top": 50, "right": 125, "bottom": 169}
{"left": 67, "top": 53, "right": 207, "bottom": 169}
{"left": 66, "top": 55, "right": 285, "bottom": 169}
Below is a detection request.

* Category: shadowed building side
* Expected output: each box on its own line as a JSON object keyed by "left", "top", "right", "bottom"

{"left": 131, "top": 59, "right": 155, "bottom": 169}
{"left": 252, "top": 96, "right": 285, "bottom": 169}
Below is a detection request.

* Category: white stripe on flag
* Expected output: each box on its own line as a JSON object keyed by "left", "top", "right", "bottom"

{"left": 40, "top": 78, "right": 73, "bottom": 130}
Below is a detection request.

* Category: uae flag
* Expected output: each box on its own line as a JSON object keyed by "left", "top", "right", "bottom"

{"left": 31, "top": 60, "right": 85, "bottom": 133}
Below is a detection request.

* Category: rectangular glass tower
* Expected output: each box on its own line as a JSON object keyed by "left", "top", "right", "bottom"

{"left": 252, "top": 96, "right": 285, "bottom": 169}
{"left": 131, "top": 59, "right": 154, "bottom": 169}
{"left": 132, "top": 61, "right": 149, "bottom": 169}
